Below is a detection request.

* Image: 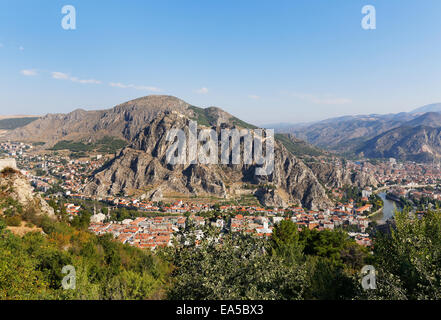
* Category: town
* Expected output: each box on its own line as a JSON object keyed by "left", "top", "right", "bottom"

{"left": 3, "top": 140, "right": 441, "bottom": 250}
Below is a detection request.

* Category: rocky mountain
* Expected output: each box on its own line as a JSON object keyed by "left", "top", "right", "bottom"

{"left": 83, "top": 107, "right": 333, "bottom": 210}
{"left": 0, "top": 168, "right": 55, "bottom": 218}
{"left": 272, "top": 113, "right": 415, "bottom": 152}
{"left": 356, "top": 125, "right": 441, "bottom": 162}
{"left": 405, "top": 112, "right": 441, "bottom": 127}
{"left": 3, "top": 95, "right": 192, "bottom": 146}
{"left": 266, "top": 103, "right": 441, "bottom": 161}
{"left": 410, "top": 103, "right": 441, "bottom": 114}
{"left": 307, "top": 161, "right": 378, "bottom": 189}
{"left": 353, "top": 112, "right": 441, "bottom": 162}
{"left": 3, "top": 95, "right": 335, "bottom": 209}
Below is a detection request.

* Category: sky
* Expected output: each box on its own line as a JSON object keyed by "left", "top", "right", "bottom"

{"left": 1, "top": 0, "right": 441, "bottom": 125}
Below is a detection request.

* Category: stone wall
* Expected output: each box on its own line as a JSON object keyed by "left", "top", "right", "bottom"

{"left": 0, "top": 158, "right": 17, "bottom": 171}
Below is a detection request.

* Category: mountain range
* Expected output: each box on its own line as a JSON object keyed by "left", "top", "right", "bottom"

{"left": 267, "top": 103, "right": 441, "bottom": 162}
{"left": 3, "top": 95, "right": 361, "bottom": 209}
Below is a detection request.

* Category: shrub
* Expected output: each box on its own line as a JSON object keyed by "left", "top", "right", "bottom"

{"left": 0, "top": 167, "right": 18, "bottom": 176}
{"left": 5, "top": 215, "right": 22, "bottom": 227}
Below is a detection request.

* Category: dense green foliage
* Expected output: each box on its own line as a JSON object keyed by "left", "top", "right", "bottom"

{"left": 165, "top": 228, "right": 308, "bottom": 300}
{"left": 360, "top": 209, "right": 441, "bottom": 299}
{"left": 50, "top": 136, "right": 127, "bottom": 154}
{"left": 0, "top": 208, "right": 170, "bottom": 300}
{"left": 164, "top": 221, "right": 368, "bottom": 300}
{"left": 189, "top": 106, "right": 257, "bottom": 129}
{"left": 188, "top": 106, "right": 218, "bottom": 127}
{"left": 3, "top": 189, "right": 441, "bottom": 300}
{"left": 165, "top": 213, "right": 441, "bottom": 300}
{"left": 275, "top": 133, "right": 324, "bottom": 157}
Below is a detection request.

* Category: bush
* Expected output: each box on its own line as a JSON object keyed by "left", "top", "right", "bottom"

{"left": 0, "top": 167, "right": 18, "bottom": 176}
{"left": 25, "top": 222, "right": 34, "bottom": 228}
{"left": 5, "top": 215, "right": 22, "bottom": 227}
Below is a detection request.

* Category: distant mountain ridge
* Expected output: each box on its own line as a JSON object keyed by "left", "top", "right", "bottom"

{"left": 355, "top": 112, "right": 441, "bottom": 162}
{"left": 0, "top": 117, "right": 39, "bottom": 130}
{"left": 410, "top": 103, "right": 441, "bottom": 114}
{"left": 265, "top": 103, "right": 441, "bottom": 161}
{"left": 357, "top": 125, "right": 441, "bottom": 162}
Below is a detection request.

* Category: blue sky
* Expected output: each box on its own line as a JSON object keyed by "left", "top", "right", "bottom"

{"left": 1, "top": 0, "right": 441, "bottom": 124}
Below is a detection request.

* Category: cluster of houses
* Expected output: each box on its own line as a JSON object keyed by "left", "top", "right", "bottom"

{"left": 407, "top": 188, "right": 441, "bottom": 201}
{"left": 6, "top": 142, "right": 382, "bottom": 249}
{"left": 371, "top": 160, "right": 441, "bottom": 186}
{"left": 89, "top": 216, "right": 187, "bottom": 250}
{"left": 348, "top": 232, "right": 372, "bottom": 247}
{"left": 0, "top": 141, "right": 33, "bottom": 157}
{"left": 86, "top": 203, "right": 374, "bottom": 251}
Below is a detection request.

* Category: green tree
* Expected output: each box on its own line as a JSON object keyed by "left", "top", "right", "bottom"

{"left": 270, "top": 220, "right": 303, "bottom": 264}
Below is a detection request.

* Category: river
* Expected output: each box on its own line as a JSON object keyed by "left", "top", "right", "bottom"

{"left": 372, "top": 192, "right": 402, "bottom": 224}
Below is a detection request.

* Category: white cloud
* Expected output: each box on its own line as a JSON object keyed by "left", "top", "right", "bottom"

{"left": 195, "top": 87, "right": 209, "bottom": 94}
{"left": 109, "top": 82, "right": 128, "bottom": 88}
{"left": 70, "top": 77, "right": 101, "bottom": 84}
{"left": 51, "top": 71, "right": 69, "bottom": 80}
{"left": 109, "top": 82, "right": 162, "bottom": 92}
{"left": 21, "top": 69, "right": 38, "bottom": 76}
{"left": 51, "top": 71, "right": 101, "bottom": 84}
{"left": 291, "top": 92, "right": 352, "bottom": 105}
{"left": 19, "top": 46, "right": 24, "bottom": 51}
{"left": 248, "top": 94, "right": 260, "bottom": 100}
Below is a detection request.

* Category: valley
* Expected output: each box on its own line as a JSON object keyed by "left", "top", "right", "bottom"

{"left": 3, "top": 96, "right": 441, "bottom": 252}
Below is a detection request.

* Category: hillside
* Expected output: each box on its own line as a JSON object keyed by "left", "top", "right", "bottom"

{"left": 287, "top": 114, "right": 414, "bottom": 152}
{"left": 5, "top": 95, "right": 333, "bottom": 209}
{"left": 2, "top": 96, "right": 191, "bottom": 146}
{"left": 274, "top": 133, "right": 325, "bottom": 157}
{"left": 0, "top": 167, "right": 55, "bottom": 221}
{"left": 410, "top": 103, "right": 441, "bottom": 114}
{"left": 83, "top": 109, "right": 333, "bottom": 210}
{"left": 357, "top": 125, "right": 441, "bottom": 162}
{"left": 0, "top": 117, "right": 39, "bottom": 130}
{"left": 267, "top": 104, "right": 441, "bottom": 161}
{"left": 353, "top": 112, "right": 441, "bottom": 162}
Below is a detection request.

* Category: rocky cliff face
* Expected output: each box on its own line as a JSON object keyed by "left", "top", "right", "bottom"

{"left": 308, "top": 162, "right": 378, "bottom": 189}
{"left": 84, "top": 111, "right": 333, "bottom": 210}
{"left": 3, "top": 94, "right": 333, "bottom": 210}
{"left": 0, "top": 169, "right": 55, "bottom": 218}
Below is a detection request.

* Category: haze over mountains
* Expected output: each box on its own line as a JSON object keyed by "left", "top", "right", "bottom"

{"left": 267, "top": 103, "right": 441, "bottom": 162}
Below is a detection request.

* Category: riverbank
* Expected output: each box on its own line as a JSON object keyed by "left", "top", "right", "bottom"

{"left": 368, "top": 192, "right": 402, "bottom": 223}
{"left": 367, "top": 206, "right": 383, "bottom": 218}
